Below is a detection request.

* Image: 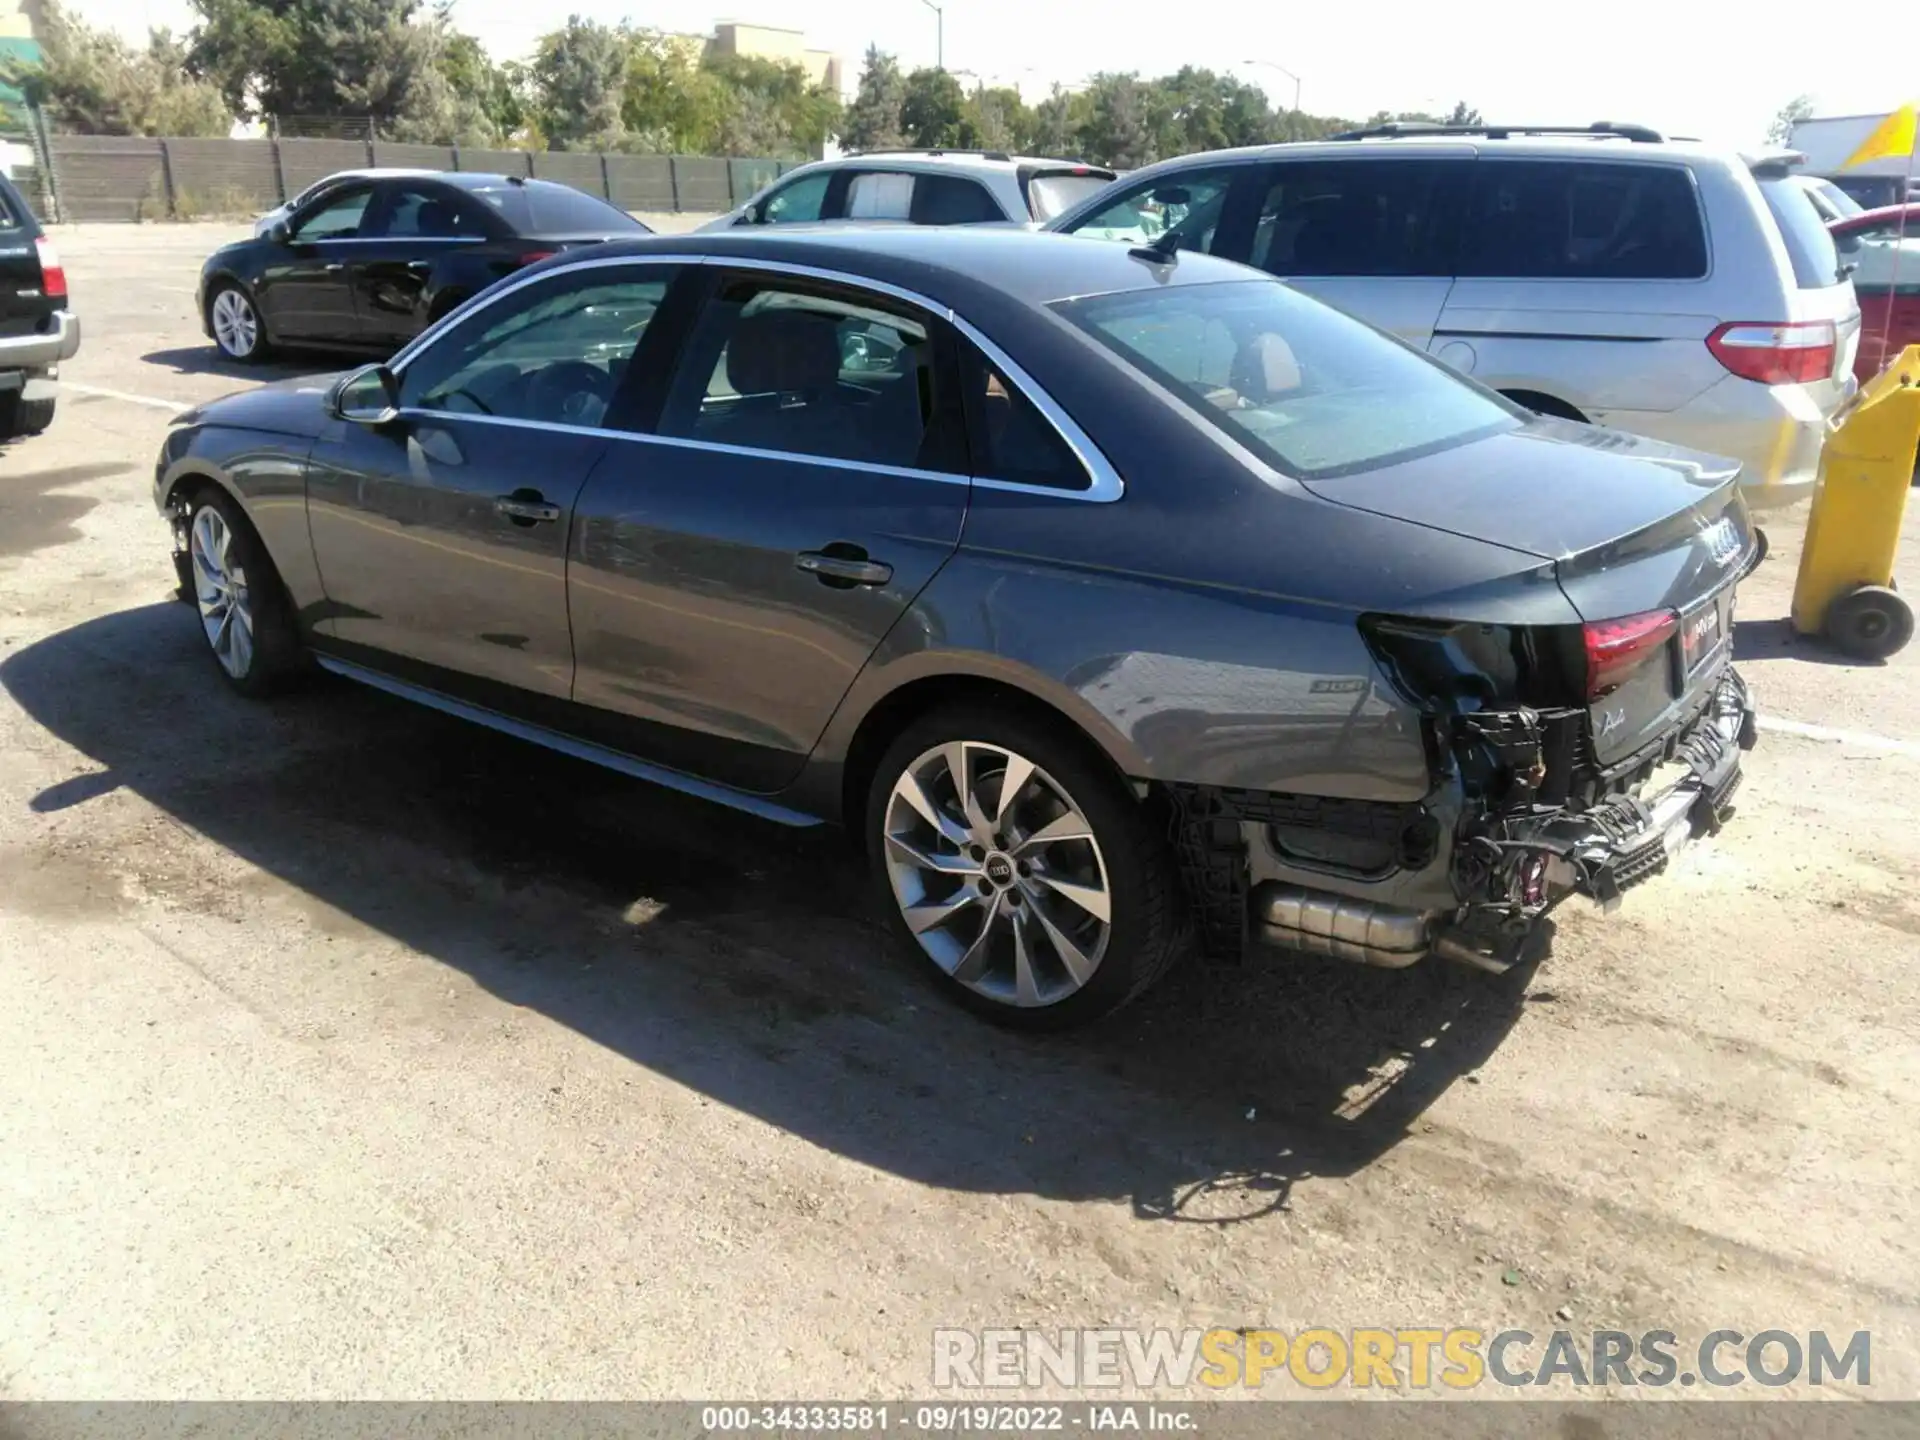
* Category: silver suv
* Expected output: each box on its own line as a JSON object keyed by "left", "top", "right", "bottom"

{"left": 1046, "top": 122, "right": 1862, "bottom": 511}
{"left": 702, "top": 150, "right": 1117, "bottom": 231}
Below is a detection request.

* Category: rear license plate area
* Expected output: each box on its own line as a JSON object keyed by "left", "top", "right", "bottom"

{"left": 1679, "top": 591, "right": 1730, "bottom": 677}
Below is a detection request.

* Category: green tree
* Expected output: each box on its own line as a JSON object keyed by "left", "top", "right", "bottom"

{"left": 4, "top": 0, "right": 231, "bottom": 135}
{"left": 1768, "top": 94, "right": 1814, "bottom": 145}
{"left": 438, "top": 23, "right": 522, "bottom": 142}
{"left": 621, "top": 29, "right": 727, "bottom": 152}
{"left": 529, "top": 15, "right": 627, "bottom": 149}
{"left": 186, "top": 0, "right": 457, "bottom": 140}
{"left": 955, "top": 84, "right": 1029, "bottom": 152}
{"left": 900, "top": 66, "right": 964, "bottom": 148}
{"left": 1076, "top": 74, "right": 1155, "bottom": 168}
{"left": 703, "top": 52, "right": 839, "bottom": 159}
{"left": 1446, "top": 101, "right": 1483, "bottom": 127}
{"left": 840, "top": 45, "right": 907, "bottom": 152}
{"left": 1030, "top": 85, "right": 1081, "bottom": 157}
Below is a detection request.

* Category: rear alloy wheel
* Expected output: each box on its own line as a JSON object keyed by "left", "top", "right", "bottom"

{"left": 186, "top": 490, "right": 302, "bottom": 695}
{"left": 208, "top": 284, "right": 269, "bottom": 363}
{"left": 1824, "top": 584, "right": 1914, "bottom": 662}
{"left": 868, "top": 709, "right": 1187, "bottom": 1028}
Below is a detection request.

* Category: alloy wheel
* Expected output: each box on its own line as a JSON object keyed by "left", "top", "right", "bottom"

{"left": 190, "top": 505, "right": 255, "bottom": 679}
{"left": 211, "top": 289, "right": 258, "bottom": 358}
{"left": 882, "top": 740, "right": 1112, "bottom": 1008}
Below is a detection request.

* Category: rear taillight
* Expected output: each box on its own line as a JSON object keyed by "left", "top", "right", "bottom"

{"left": 518, "top": 249, "right": 558, "bottom": 266}
{"left": 34, "top": 236, "right": 65, "bottom": 299}
{"left": 1583, "top": 609, "right": 1677, "bottom": 698}
{"left": 1706, "top": 320, "right": 1835, "bottom": 385}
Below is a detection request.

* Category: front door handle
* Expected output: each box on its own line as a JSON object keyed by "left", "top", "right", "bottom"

{"left": 495, "top": 490, "right": 562, "bottom": 526}
{"left": 406, "top": 260, "right": 432, "bottom": 273}
{"left": 323, "top": 262, "right": 345, "bottom": 273}
{"left": 796, "top": 547, "right": 892, "bottom": 587}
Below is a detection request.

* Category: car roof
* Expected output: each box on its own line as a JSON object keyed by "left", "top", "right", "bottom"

{"left": 799, "top": 151, "right": 1109, "bottom": 176}
{"left": 560, "top": 225, "right": 1253, "bottom": 309}
{"left": 1116, "top": 132, "right": 1741, "bottom": 179}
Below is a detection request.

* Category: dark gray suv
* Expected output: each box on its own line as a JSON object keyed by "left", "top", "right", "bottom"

{"left": 153, "top": 228, "right": 1758, "bottom": 1028}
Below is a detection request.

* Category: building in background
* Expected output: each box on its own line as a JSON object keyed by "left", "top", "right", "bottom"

{"left": 708, "top": 22, "right": 844, "bottom": 96}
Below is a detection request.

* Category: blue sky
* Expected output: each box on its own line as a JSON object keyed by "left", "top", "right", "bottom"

{"left": 81, "top": 0, "right": 1920, "bottom": 150}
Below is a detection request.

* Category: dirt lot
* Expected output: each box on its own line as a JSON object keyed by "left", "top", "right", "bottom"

{"left": 1, "top": 222, "right": 1917, "bottom": 1402}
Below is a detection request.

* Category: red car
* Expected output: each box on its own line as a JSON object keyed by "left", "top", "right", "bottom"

{"left": 1829, "top": 203, "right": 1920, "bottom": 384}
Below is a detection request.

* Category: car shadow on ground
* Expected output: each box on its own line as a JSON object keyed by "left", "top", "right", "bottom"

{"left": 140, "top": 346, "right": 344, "bottom": 384}
{"left": 1, "top": 603, "right": 1536, "bottom": 1223}
{"left": 1732, "top": 614, "right": 1867, "bottom": 667}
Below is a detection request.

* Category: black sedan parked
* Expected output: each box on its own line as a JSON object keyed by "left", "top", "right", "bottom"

{"left": 197, "top": 171, "right": 651, "bottom": 363}
{"left": 156, "top": 227, "right": 1757, "bottom": 1028}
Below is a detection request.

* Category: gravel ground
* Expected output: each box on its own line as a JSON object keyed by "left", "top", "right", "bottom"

{"left": 0, "top": 222, "right": 1916, "bottom": 1403}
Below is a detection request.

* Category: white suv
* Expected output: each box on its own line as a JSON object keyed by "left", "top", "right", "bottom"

{"left": 703, "top": 150, "right": 1117, "bottom": 231}
{"left": 1046, "top": 123, "right": 1863, "bottom": 511}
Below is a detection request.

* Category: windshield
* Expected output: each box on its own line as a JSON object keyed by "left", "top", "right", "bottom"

{"left": 469, "top": 181, "right": 647, "bottom": 236}
{"left": 1024, "top": 171, "right": 1116, "bottom": 221}
{"left": 1054, "top": 280, "right": 1519, "bottom": 480}
{"left": 1810, "top": 178, "right": 1864, "bottom": 218}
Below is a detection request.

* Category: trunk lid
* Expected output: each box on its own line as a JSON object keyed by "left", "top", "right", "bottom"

{"left": 1304, "top": 418, "right": 1753, "bottom": 767}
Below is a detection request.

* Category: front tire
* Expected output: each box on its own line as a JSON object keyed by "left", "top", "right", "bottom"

{"left": 185, "top": 488, "right": 303, "bottom": 696}
{"left": 207, "top": 282, "right": 270, "bottom": 363}
{"left": 866, "top": 706, "right": 1188, "bottom": 1029}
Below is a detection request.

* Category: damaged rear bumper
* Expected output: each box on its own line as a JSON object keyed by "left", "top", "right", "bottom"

{"left": 1229, "top": 666, "right": 1758, "bottom": 974}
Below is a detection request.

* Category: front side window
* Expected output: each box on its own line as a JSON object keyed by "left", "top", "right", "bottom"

{"left": 1459, "top": 161, "right": 1708, "bottom": 281}
{"left": 1249, "top": 160, "right": 1465, "bottom": 278}
{"left": 658, "top": 281, "right": 942, "bottom": 470}
{"left": 290, "top": 185, "right": 373, "bottom": 241}
{"left": 1057, "top": 279, "right": 1518, "bottom": 479}
{"left": 399, "top": 268, "right": 673, "bottom": 428}
{"left": 757, "top": 171, "right": 832, "bottom": 224}
{"left": 1058, "top": 170, "right": 1235, "bottom": 251}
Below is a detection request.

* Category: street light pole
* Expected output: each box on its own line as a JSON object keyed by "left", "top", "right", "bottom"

{"left": 1243, "top": 58, "right": 1302, "bottom": 113}
{"left": 919, "top": 0, "right": 945, "bottom": 69}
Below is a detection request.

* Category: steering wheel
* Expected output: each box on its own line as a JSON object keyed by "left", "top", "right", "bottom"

{"left": 525, "top": 361, "right": 616, "bottom": 427}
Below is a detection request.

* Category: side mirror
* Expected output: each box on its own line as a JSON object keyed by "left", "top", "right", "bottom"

{"left": 331, "top": 363, "right": 398, "bottom": 425}
{"left": 267, "top": 219, "right": 291, "bottom": 245}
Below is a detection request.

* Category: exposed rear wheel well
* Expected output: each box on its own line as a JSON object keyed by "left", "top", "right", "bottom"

{"left": 1501, "top": 389, "right": 1589, "bottom": 423}
{"left": 839, "top": 674, "right": 1135, "bottom": 851}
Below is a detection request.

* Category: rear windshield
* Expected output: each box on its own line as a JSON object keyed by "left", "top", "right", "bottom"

{"left": 1758, "top": 176, "right": 1847, "bottom": 288}
{"left": 468, "top": 181, "right": 647, "bottom": 236}
{"left": 1055, "top": 279, "right": 1518, "bottom": 480}
{"left": 1024, "top": 170, "right": 1116, "bottom": 222}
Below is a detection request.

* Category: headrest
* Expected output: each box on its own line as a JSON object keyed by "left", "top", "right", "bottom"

{"left": 726, "top": 308, "right": 843, "bottom": 395}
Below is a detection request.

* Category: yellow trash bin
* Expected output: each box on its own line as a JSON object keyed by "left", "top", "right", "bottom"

{"left": 1790, "top": 344, "right": 1920, "bottom": 660}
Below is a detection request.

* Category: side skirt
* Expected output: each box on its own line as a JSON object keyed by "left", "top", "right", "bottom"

{"left": 312, "top": 654, "right": 825, "bottom": 829}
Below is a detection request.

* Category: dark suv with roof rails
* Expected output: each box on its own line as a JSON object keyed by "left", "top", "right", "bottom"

{"left": 0, "top": 167, "right": 78, "bottom": 439}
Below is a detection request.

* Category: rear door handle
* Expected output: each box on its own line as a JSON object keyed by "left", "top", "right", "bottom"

{"left": 406, "top": 260, "right": 431, "bottom": 273}
{"left": 495, "top": 492, "right": 562, "bottom": 525}
{"left": 796, "top": 549, "right": 892, "bottom": 587}
{"left": 323, "top": 262, "right": 345, "bottom": 273}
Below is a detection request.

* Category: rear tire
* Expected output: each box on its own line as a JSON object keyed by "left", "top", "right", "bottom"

{"left": 0, "top": 391, "right": 53, "bottom": 438}
{"left": 1824, "top": 585, "right": 1914, "bottom": 662}
{"left": 866, "top": 705, "right": 1188, "bottom": 1030}
{"left": 184, "top": 487, "right": 304, "bottom": 696}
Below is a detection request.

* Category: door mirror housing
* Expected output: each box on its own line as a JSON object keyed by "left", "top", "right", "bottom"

{"left": 266, "top": 219, "right": 291, "bottom": 245}
{"left": 332, "top": 363, "right": 399, "bottom": 425}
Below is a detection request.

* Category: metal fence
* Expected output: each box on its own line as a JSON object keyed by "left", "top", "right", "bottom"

{"left": 25, "top": 132, "right": 797, "bottom": 223}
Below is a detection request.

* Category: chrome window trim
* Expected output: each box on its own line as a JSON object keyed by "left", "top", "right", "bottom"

{"left": 387, "top": 250, "right": 1125, "bottom": 504}
{"left": 294, "top": 235, "right": 489, "bottom": 247}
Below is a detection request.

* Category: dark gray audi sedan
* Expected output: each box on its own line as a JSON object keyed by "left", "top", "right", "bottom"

{"left": 153, "top": 227, "right": 1759, "bottom": 1028}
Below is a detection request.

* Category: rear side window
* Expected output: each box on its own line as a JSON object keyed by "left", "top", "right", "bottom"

{"left": 1458, "top": 161, "right": 1708, "bottom": 280}
{"left": 1249, "top": 160, "right": 1466, "bottom": 277}
{"left": 1758, "top": 176, "right": 1848, "bottom": 289}
{"left": 910, "top": 174, "right": 1005, "bottom": 225}
{"left": 847, "top": 172, "right": 915, "bottom": 220}
{"left": 960, "top": 346, "right": 1086, "bottom": 490}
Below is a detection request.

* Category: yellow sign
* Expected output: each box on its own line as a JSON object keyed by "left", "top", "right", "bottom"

{"left": 1844, "top": 104, "right": 1918, "bottom": 169}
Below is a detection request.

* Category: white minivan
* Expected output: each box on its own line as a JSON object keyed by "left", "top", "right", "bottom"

{"left": 1046, "top": 123, "right": 1862, "bottom": 510}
